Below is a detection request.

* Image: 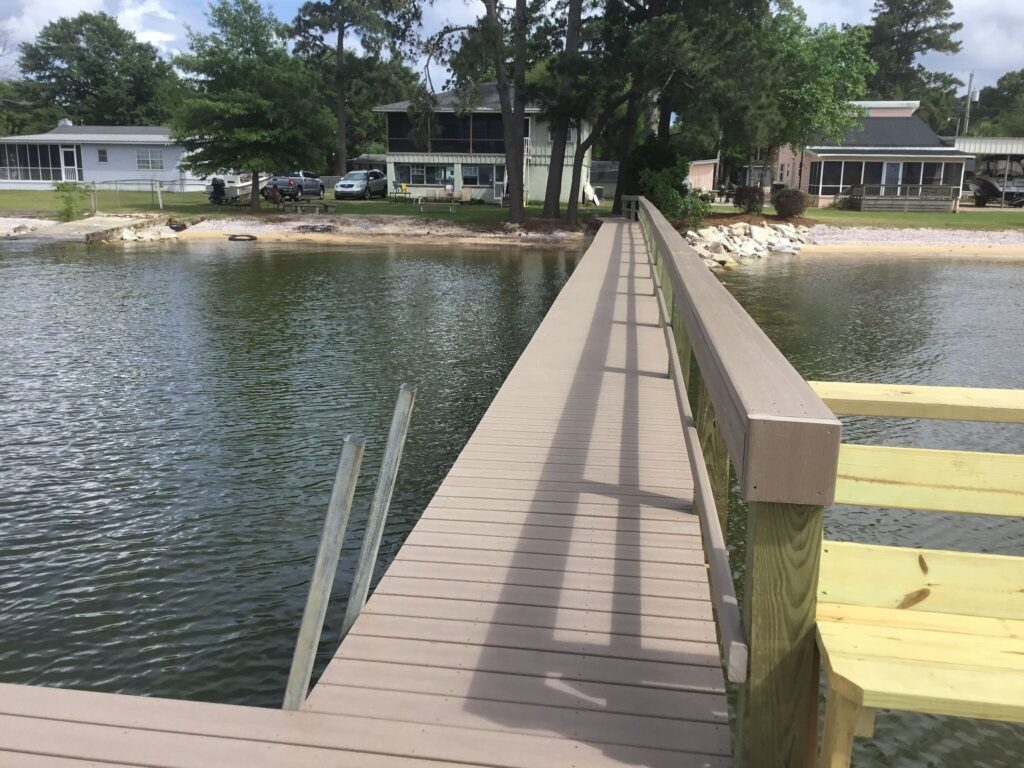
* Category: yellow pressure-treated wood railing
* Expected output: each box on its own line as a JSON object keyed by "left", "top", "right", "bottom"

{"left": 627, "top": 196, "right": 843, "bottom": 767}
{"left": 806, "top": 382, "right": 1024, "bottom": 767}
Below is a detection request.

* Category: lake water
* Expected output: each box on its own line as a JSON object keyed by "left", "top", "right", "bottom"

{"left": 1, "top": 240, "right": 1021, "bottom": 765}
{"left": 0, "top": 240, "right": 578, "bottom": 706}
{"left": 720, "top": 252, "right": 1024, "bottom": 768}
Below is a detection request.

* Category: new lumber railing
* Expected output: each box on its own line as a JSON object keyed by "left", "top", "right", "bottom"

{"left": 626, "top": 196, "right": 843, "bottom": 767}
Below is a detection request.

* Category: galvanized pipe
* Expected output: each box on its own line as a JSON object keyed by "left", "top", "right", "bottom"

{"left": 282, "top": 435, "right": 366, "bottom": 710}
{"left": 340, "top": 384, "right": 416, "bottom": 638}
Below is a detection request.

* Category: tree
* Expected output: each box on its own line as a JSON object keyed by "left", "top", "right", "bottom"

{"left": 755, "top": 16, "right": 875, "bottom": 184}
{"left": 972, "top": 69, "right": 1024, "bottom": 134}
{"left": 18, "top": 12, "right": 179, "bottom": 125}
{"left": 292, "top": 0, "right": 421, "bottom": 174}
{"left": 173, "top": 0, "right": 335, "bottom": 209}
{"left": 866, "top": 0, "right": 962, "bottom": 129}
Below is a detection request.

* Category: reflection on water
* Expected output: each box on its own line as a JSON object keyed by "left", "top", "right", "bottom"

{"left": 0, "top": 240, "right": 577, "bottom": 706}
{"left": 721, "top": 253, "right": 1024, "bottom": 768}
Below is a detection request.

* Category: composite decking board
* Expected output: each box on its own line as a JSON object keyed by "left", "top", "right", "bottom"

{"left": 0, "top": 221, "right": 730, "bottom": 766}
{"left": 361, "top": 595, "right": 718, "bottom": 642}
{"left": 300, "top": 686, "right": 732, "bottom": 754}
{"left": 394, "top": 544, "right": 710, "bottom": 579}
{"left": 311, "top": 661, "right": 728, "bottom": 722}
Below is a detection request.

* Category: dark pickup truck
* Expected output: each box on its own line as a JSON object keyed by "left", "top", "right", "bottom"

{"left": 261, "top": 170, "right": 325, "bottom": 201}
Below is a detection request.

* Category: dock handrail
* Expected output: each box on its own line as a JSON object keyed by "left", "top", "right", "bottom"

{"left": 628, "top": 195, "right": 842, "bottom": 767}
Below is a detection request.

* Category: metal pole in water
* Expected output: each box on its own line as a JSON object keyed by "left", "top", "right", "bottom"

{"left": 282, "top": 435, "right": 366, "bottom": 711}
{"left": 340, "top": 384, "right": 416, "bottom": 638}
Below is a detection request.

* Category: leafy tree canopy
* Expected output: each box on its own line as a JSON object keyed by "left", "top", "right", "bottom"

{"left": 18, "top": 12, "right": 179, "bottom": 125}
{"left": 173, "top": 0, "right": 335, "bottom": 205}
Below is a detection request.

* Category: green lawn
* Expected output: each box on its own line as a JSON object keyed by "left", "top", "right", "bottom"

{"left": 709, "top": 201, "right": 1024, "bottom": 231}
{"left": 0, "top": 189, "right": 607, "bottom": 227}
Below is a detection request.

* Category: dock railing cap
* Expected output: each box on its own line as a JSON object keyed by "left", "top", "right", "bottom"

{"left": 637, "top": 196, "right": 841, "bottom": 506}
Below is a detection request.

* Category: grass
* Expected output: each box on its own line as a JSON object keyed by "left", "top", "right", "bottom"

{"left": 709, "top": 201, "right": 1024, "bottom": 231}
{"left": 0, "top": 189, "right": 608, "bottom": 228}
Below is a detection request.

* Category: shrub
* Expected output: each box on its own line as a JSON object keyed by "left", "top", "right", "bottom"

{"left": 732, "top": 185, "right": 764, "bottom": 214}
{"left": 638, "top": 168, "right": 683, "bottom": 218}
{"left": 772, "top": 188, "right": 809, "bottom": 219}
{"left": 678, "top": 192, "right": 711, "bottom": 228}
{"left": 52, "top": 181, "right": 90, "bottom": 222}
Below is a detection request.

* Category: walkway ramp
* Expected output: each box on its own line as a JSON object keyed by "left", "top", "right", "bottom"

{"left": 8, "top": 215, "right": 150, "bottom": 242}
{"left": 304, "top": 219, "right": 730, "bottom": 766}
{"left": 0, "top": 220, "right": 730, "bottom": 767}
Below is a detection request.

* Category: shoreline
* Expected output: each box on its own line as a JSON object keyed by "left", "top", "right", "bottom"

{"left": 802, "top": 243, "right": 1024, "bottom": 259}
{"left": 176, "top": 227, "right": 587, "bottom": 249}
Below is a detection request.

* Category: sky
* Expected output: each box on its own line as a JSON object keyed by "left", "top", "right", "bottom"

{"left": 0, "top": 0, "right": 1021, "bottom": 93}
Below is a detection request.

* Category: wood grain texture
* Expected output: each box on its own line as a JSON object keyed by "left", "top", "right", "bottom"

{"left": 809, "top": 381, "right": 1024, "bottom": 423}
{"left": 693, "top": 368, "right": 731, "bottom": 532}
{"left": 834, "top": 443, "right": 1024, "bottom": 517}
{"left": 738, "top": 501, "right": 824, "bottom": 768}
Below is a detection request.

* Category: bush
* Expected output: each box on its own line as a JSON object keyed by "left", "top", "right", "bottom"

{"left": 52, "top": 181, "right": 90, "bottom": 222}
{"left": 638, "top": 167, "right": 683, "bottom": 218}
{"left": 732, "top": 185, "right": 764, "bottom": 214}
{"left": 772, "top": 188, "right": 809, "bottom": 219}
{"left": 678, "top": 192, "right": 711, "bottom": 228}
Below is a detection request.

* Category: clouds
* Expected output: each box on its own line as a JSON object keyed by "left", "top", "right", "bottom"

{"left": 803, "top": 0, "right": 1024, "bottom": 91}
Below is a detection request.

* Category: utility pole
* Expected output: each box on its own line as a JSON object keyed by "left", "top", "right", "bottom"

{"left": 963, "top": 72, "right": 975, "bottom": 135}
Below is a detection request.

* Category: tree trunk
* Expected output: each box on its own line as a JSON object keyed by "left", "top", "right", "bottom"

{"left": 250, "top": 169, "right": 260, "bottom": 210}
{"left": 541, "top": 0, "right": 583, "bottom": 219}
{"left": 566, "top": 137, "right": 591, "bottom": 226}
{"left": 611, "top": 89, "right": 643, "bottom": 215}
{"left": 486, "top": 0, "right": 528, "bottom": 224}
{"left": 657, "top": 91, "right": 672, "bottom": 139}
{"left": 333, "top": 25, "right": 347, "bottom": 176}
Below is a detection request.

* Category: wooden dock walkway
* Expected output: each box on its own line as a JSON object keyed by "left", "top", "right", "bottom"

{"left": 0, "top": 219, "right": 729, "bottom": 766}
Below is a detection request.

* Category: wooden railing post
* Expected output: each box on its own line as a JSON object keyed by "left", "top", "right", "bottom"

{"left": 737, "top": 501, "right": 824, "bottom": 768}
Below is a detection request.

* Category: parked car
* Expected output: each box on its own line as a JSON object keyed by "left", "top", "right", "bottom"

{"left": 262, "top": 170, "right": 325, "bottom": 201}
{"left": 335, "top": 170, "right": 388, "bottom": 200}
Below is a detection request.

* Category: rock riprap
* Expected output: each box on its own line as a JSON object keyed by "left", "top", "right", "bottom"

{"left": 684, "top": 221, "right": 810, "bottom": 269}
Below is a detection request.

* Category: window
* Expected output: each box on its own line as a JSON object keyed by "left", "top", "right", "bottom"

{"left": 820, "top": 161, "right": 843, "bottom": 195}
{"left": 387, "top": 113, "right": 429, "bottom": 152}
{"left": 842, "top": 162, "right": 863, "bottom": 190}
{"left": 547, "top": 125, "right": 575, "bottom": 144}
{"left": 98, "top": 149, "right": 108, "bottom": 163}
{"left": 424, "top": 165, "right": 454, "bottom": 185}
{"left": 922, "top": 162, "right": 942, "bottom": 186}
{"left": 863, "top": 162, "right": 883, "bottom": 186}
{"left": 411, "top": 165, "right": 425, "bottom": 184}
{"left": 434, "top": 113, "right": 471, "bottom": 152}
{"left": 0, "top": 142, "right": 68, "bottom": 181}
{"left": 462, "top": 165, "right": 479, "bottom": 186}
{"left": 809, "top": 161, "right": 821, "bottom": 194}
{"left": 942, "top": 162, "right": 963, "bottom": 187}
{"left": 471, "top": 114, "right": 504, "bottom": 154}
{"left": 479, "top": 165, "right": 494, "bottom": 186}
{"left": 901, "top": 162, "right": 922, "bottom": 187}
{"left": 396, "top": 164, "right": 411, "bottom": 184}
{"left": 137, "top": 148, "right": 163, "bottom": 170}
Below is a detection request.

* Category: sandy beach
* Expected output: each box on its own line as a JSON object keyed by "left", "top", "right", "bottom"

{"left": 804, "top": 224, "right": 1024, "bottom": 258}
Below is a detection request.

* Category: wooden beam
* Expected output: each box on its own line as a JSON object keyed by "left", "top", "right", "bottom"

{"left": 810, "top": 381, "right": 1024, "bottom": 423}
{"left": 738, "top": 501, "right": 824, "bottom": 768}
{"left": 834, "top": 444, "right": 1024, "bottom": 517}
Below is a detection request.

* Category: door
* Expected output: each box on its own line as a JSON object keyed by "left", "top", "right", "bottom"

{"left": 60, "top": 146, "right": 78, "bottom": 181}
{"left": 882, "top": 162, "right": 900, "bottom": 196}
{"left": 493, "top": 165, "right": 506, "bottom": 202}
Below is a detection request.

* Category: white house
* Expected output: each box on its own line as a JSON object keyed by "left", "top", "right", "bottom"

{"left": 0, "top": 120, "right": 197, "bottom": 191}
{"left": 374, "top": 84, "right": 593, "bottom": 204}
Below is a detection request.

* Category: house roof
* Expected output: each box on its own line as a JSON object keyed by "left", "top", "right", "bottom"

{"left": 375, "top": 83, "right": 541, "bottom": 114}
{"left": 953, "top": 136, "right": 1024, "bottom": 155}
{"left": 0, "top": 125, "right": 174, "bottom": 144}
{"left": 809, "top": 116, "right": 957, "bottom": 151}
{"left": 808, "top": 148, "right": 971, "bottom": 158}
{"left": 850, "top": 100, "right": 921, "bottom": 110}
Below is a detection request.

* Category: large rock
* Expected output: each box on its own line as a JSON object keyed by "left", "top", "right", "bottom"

{"left": 720, "top": 237, "right": 738, "bottom": 253}
{"left": 729, "top": 223, "right": 750, "bottom": 237}
{"left": 707, "top": 241, "right": 725, "bottom": 254}
{"left": 749, "top": 225, "right": 773, "bottom": 244}
{"left": 696, "top": 226, "right": 722, "bottom": 243}
{"left": 738, "top": 240, "right": 761, "bottom": 258}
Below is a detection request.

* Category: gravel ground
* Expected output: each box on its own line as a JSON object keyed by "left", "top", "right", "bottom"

{"left": 0, "top": 217, "right": 58, "bottom": 236}
{"left": 808, "top": 224, "right": 1024, "bottom": 247}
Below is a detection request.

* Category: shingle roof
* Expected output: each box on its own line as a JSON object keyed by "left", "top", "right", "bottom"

{"left": 0, "top": 125, "right": 173, "bottom": 144}
{"left": 809, "top": 116, "right": 948, "bottom": 149}
{"left": 375, "top": 83, "right": 540, "bottom": 114}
